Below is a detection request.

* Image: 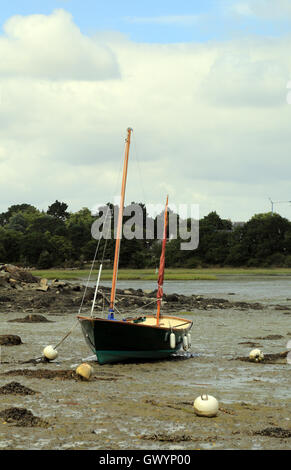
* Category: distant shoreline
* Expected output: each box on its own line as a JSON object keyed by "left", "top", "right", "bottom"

{"left": 30, "top": 267, "right": 291, "bottom": 281}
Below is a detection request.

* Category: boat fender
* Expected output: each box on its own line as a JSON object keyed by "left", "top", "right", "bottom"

{"left": 76, "top": 363, "right": 93, "bottom": 380}
{"left": 183, "top": 335, "right": 188, "bottom": 351}
{"left": 187, "top": 333, "right": 192, "bottom": 348}
{"left": 249, "top": 348, "right": 264, "bottom": 362}
{"left": 193, "top": 394, "right": 219, "bottom": 417}
{"left": 43, "top": 345, "right": 58, "bottom": 361}
{"left": 169, "top": 332, "right": 176, "bottom": 349}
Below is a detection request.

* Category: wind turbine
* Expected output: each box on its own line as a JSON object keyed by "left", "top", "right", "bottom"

{"left": 268, "top": 197, "right": 291, "bottom": 215}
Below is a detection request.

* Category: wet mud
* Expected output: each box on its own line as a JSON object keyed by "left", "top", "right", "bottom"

{"left": 2, "top": 368, "right": 120, "bottom": 382}
{"left": 0, "top": 279, "right": 290, "bottom": 450}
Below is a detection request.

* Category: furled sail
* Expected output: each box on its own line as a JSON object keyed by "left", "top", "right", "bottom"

{"left": 156, "top": 195, "right": 168, "bottom": 325}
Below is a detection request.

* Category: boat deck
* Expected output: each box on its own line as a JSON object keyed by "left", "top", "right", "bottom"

{"left": 78, "top": 314, "right": 192, "bottom": 330}
{"left": 126, "top": 315, "right": 192, "bottom": 330}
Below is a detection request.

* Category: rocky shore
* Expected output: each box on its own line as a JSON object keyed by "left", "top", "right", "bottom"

{"left": 0, "top": 263, "right": 270, "bottom": 315}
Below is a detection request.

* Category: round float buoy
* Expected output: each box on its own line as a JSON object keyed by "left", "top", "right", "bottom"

{"left": 183, "top": 335, "right": 188, "bottom": 351}
{"left": 187, "top": 333, "right": 192, "bottom": 348}
{"left": 76, "top": 363, "right": 93, "bottom": 380}
{"left": 169, "top": 332, "right": 176, "bottom": 349}
{"left": 43, "top": 345, "right": 58, "bottom": 361}
{"left": 193, "top": 394, "right": 219, "bottom": 417}
{"left": 249, "top": 349, "right": 264, "bottom": 362}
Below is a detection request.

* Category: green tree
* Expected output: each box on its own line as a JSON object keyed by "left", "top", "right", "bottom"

{"left": 37, "top": 250, "right": 53, "bottom": 269}
{"left": 47, "top": 200, "right": 69, "bottom": 221}
{"left": 0, "top": 204, "right": 38, "bottom": 226}
{"left": 0, "top": 229, "right": 23, "bottom": 263}
{"left": 28, "top": 214, "right": 67, "bottom": 236}
{"left": 195, "top": 212, "right": 232, "bottom": 266}
{"left": 7, "top": 213, "right": 28, "bottom": 233}
{"left": 66, "top": 208, "right": 95, "bottom": 259}
{"left": 21, "top": 231, "right": 52, "bottom": 265}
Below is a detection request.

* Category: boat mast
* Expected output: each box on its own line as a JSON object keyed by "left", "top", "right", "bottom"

{"left": 109, "top": 127, "right": 133, "bottom": 316}
{"left": 156, "top": 195, "right": 168, "bottom": 326}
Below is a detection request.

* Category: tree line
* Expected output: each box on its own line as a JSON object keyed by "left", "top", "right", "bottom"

{"left": 0, "top": 200, "right": 291, "bottom": 269}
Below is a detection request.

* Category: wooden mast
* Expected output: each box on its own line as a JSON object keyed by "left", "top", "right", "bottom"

{"left": 109, "top": 127, "right": 132, "bottom": 315}
{"left": 156, "top": 195, "right": 168, "bottom": 326}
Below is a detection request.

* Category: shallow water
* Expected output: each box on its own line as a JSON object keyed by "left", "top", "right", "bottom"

{"left": 85, "top": 275, "right": 291, "bottom": 304}
{"left": 0, "top": 276, "right": 290, "bottom": 450}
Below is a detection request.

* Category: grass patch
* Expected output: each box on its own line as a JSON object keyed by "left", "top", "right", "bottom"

{"left": 31, "top": 269, "right": 216, "bottom": 281}
{"left": 30, "top": 267, "right": 291, "bottom": 281}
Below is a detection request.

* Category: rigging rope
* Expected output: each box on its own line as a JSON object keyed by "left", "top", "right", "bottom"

{"left": 39, "top": 132, "right": 157, "bottom": 359}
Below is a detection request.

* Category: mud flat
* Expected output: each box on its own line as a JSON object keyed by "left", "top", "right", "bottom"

{"left": 0, "top": 273, "right": 290, "bottom": 450}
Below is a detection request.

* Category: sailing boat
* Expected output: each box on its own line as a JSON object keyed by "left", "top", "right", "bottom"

{"left": 77, "top": 128, "right": 193, "bottom": 365}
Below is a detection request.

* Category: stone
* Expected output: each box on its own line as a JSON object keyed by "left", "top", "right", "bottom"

{"left": 37, "top": 278, "right": 49, "bottom": 292}
{"left": 0, "top": 335, "right": 22, "bottom": 346}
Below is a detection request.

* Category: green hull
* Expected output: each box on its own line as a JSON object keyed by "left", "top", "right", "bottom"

{"left": 78, "top": 315, "right": 192, "bottom": 365}
{"left": 96, "top": 349, "right": 180, "bottom": 365}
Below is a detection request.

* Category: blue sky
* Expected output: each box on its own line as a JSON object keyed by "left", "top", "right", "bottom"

{"left": 0, "top": 0, "right": 289, "bottom": 43}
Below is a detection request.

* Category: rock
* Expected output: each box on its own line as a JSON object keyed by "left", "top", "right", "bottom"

{"left": 165, "top": 294, "right": 179, "bottom": 302}
{"left": 0, "top": 407, "right": 48, "bottom": 427}
{"left": 8, "top": 278, "right": 18, "bottom": 287}
{"left": 0, "top": 272, "right": 10, "bottom": 287}
{"left": 37, "top": 278, "right": 49, "bottom": 292}
{"left": 8, "top": 314, "right": 51, "bottom": 323}
{"left": 72, "top": 285, "right": 81, "bottom": 292}
{"left": 51, "top": 280, "right": 66, "bottom": 288}
{"left": 0, "top": 335, "right": 22, "bottom": 346}
{"left": 1, "top": 264, "right": 38, "bottom": 283}
{"left": 0, "top": 382, "right": 37, "bottom": 395}
{"left": 253, "top": 427, "right": 291, "bottom": 438}
{"left": 143, "top": 289, "right": 153, "bottom": 295}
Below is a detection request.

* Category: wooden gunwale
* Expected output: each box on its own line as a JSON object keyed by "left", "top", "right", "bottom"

{"left": 77, "top": 315, "right": 192, "bottom": 331}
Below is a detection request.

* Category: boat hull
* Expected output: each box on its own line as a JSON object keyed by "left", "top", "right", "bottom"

{"left": 77, "top": 316, "right": 192, "bottom": 365}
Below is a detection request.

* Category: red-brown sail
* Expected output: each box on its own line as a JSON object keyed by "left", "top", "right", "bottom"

{"left": 156, "top": 195, "right": 168, "bottom": 325}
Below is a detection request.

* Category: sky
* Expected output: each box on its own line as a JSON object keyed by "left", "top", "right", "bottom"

{"left": 0, "top": 0, "right": 291, "bottom": 221}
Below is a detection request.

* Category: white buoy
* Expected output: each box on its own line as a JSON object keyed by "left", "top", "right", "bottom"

{"left": 193, "top": 394, "right": 219, "bottom": 417}
{"left": 187, "top": 333, "right": 192, "bottom": 348}
{"left": 183, "top": 335, "right": 188, "bottom": 351}
{"left": 169, "top": 332, "right": 176, "bottom": 349}
{"left": 43, "top": 345, "right": 58, "bottom": 361}
{"left": 249, "top": 349, "right": 264, "bottom": 362}
{"left": 76, "top": 363, "right": 93, "bottom": 380}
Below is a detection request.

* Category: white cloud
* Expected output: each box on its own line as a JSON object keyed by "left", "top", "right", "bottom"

{"left": 231, "top": 3, "right": 254, "bottom": 16}
{"left": 0, "top": 11, "right": 291, "bottom": 221}
{"left": 200, "top": 46, "right": 288, "bottom": 107}
{"left": 231, "top": 0, "right": 291, "bottom": 20}
{"left": 0, "top": 9, "right": 119, "bottom": 80}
